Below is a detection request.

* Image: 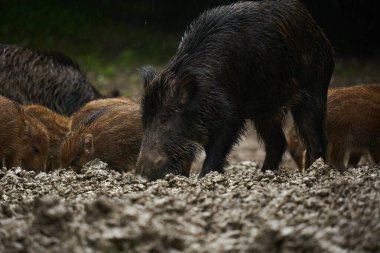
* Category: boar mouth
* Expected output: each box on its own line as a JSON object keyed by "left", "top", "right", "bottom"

{"left": 136, "top": 140, "right": 200, "bottom": 181}
{"left": 137, "top": 164, "right": 178, "bottom": 181}
{"left": 136, "top": 158, "right": 185, "bottom": 181}
{"left": 27, "top": 167, "right": 46, "bottom": 173}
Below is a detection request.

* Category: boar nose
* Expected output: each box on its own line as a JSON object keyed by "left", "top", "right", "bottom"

{"left": 145, "top": 154, "right": 166, "bottom": 167}
{"left": 153, "top": 155, "right": 165, "bottom": 167}
{"left": 136, "top": 153, "right": 167, "bottom": 173}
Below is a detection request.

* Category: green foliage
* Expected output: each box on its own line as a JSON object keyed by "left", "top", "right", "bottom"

{"left": 0, "top": 0, "right": 181, "bottom": 93}
{"left": 0, "top": 0, "right": 179, "bottom": 71}
{"left": 0, "top": 0, "right": 98, "bottom": 50}
{"left": 1, "top": 0, "right": 379, "bottom": 93}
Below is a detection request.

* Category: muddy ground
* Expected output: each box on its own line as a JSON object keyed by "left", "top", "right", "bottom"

{"left": 1, "top": 148, "right": 380, "bottom": 253}
{"left": 0, "top": 110, "right": 378, "bottom": 253}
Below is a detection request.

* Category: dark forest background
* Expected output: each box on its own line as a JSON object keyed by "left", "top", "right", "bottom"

{"left": 1, "top": 0, "right": 379, "bottom": 94}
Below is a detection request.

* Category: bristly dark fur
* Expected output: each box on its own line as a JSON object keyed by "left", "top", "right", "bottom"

{"left": 0, "top": 44, "right": 102, "bottom": 116}
{"left": 137, "top": 0, "right": 335, "bottom": 180}
{"left": 42, "top": 51, "right": 82, "bottom": 70}
{"left": 140, "top": 66, "right": 157, "bottom": 89}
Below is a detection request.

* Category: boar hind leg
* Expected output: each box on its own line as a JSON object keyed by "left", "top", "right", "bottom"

{"left": 368, "top": 146, "right": 380, "bottom": 165}
{"left": 199, "top": 120, "right": 245, "bottom": 178}
{"left": 347, "top": 151, "right": 362, "bottom": 167}
{"left": 255, "top": 115, "right": 287, "bottom": 172}
{"left": 291, "top": 99, "right": 327, "bottom": 168}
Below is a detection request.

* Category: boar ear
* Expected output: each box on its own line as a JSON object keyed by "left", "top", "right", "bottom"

{"left": 139, "top": 65, "right": 156, "bottom": 89}
{"left": 177, "top": 74, "right": 197, "bottom": 106}
{"left": 83, "top": 134, "right": 94, "bottom": 155}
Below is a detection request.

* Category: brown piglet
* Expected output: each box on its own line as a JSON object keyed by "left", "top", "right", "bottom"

{"left": 23, "top": 104, "right": 70, "bottom": 170}
{"left": 70, "top": 97, "right": 135, "bottom": 130}
{"left": 21, "top": 114, "right": 50, "bottom": 172}
{"left": 0, "top": 96, "right": 49, "bottom": 171}
{"left": 287, "top": 85, "right": 380, "bottom": 172}
{"left": 0, "top": 96, "right": 25, "bottom": 168}
{"left": 60, "top": 102, "right": 142, "bottom": 172}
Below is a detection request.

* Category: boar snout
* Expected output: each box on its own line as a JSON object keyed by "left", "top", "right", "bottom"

{"left": 24, "top": 161, "right": 46, "bottom": 173}
{"left": 136, "top": 151, "right": 168, "bottom": 180}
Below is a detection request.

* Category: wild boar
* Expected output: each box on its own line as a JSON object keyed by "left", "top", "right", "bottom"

{"left": 21, "top": 114, "right": 50, "bottom": 172}
{"left": 1, "top": 96, "right": 50, "bottom": 171}
{"left": 0, "top": 96, "right": 25, "bottom": 168}
{"left": 70, "top": 97, "right": 136, "bottom": 130}
{"left": 60, "top": 103, "right": 142, "bottom": 172}
{"left": 0, "top": 44, "right": 119, "bottom": 116}
{"left": 137, "top": 1, "right": 334, "bottom": 180}
{"left": 23, "top": 104, "right": 70, "bottom": 170}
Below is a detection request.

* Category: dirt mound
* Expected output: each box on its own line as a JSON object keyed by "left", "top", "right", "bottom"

{"left": 1, "top": 159, "right": 379, "bottom": 253}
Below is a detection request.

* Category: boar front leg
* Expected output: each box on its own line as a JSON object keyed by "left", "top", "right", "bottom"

{"left": 347, "top": 151, "right": 362, "bottom": 168}
{"left": 5, "top": 151, "right": 21, "bottom": 169}
{"left": 199, "top": 120, "right": 244, "bottom": 178}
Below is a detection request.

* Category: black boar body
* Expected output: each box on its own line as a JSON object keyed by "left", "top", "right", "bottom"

{"left": 137, "top": 1, "right": 335, "bottom": 180}
{"left": 0, "top": 44, "right": 102, "bottom": 116}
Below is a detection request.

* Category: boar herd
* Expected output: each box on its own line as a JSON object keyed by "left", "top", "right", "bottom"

{"left": 0, "top": 95, "right": 141, "bottom": 173}
{"left": 1, "top": 1, "right": 379, "bottom": 181}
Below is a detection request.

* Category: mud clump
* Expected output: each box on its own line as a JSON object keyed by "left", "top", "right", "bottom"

{"left": 0, "top": 159, "right": 379, "bottom": 252}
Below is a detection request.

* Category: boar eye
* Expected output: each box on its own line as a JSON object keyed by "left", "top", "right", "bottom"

{"left": 159, "top": 108, "right": 181, "bottom": 124}
{"left": 159, "top": 114, "right": 168, "bottom": 124}
{"left": 32, "top": 146, "right": 40, "bottom": 154}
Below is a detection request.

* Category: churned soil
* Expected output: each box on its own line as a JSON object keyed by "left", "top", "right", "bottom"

{"left": 1, "top": 158, "right": 379, "bottom": 253}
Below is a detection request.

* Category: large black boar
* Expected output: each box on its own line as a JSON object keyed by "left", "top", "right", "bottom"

{"left": 0, "top": 44, "right": 117, "bottom": 116}
{"left": 136, "top": 1, "right": 334, "bottom": 180}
